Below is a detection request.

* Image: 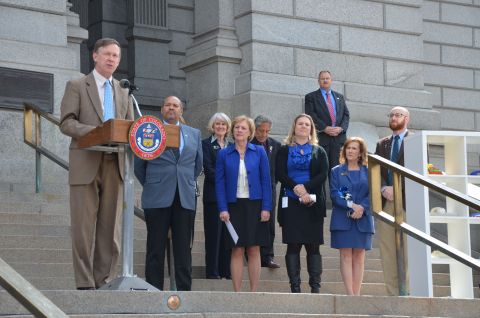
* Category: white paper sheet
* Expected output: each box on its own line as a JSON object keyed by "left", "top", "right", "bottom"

{"left": 225, "top": 220, "right": 239, "bottom": 244}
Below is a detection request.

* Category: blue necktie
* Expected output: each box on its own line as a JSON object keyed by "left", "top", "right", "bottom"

{"left": 103, "top": 80, "right": 114, "bottom": 122}
{"left": 387, "top": 135, "right": 400, "bottom": 186}
{"left": 171, "top": 148, "right": 180, "bottom": 161}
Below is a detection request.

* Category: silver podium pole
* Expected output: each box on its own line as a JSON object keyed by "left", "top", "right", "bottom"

{"left": 122, "top": 144, "right": 134, "bottom": 277}
{"left": 98, "top": 144, "right": 157, "bottom": 291}
{"left": 98, "top": 93, "right": 158, "bottom": 291}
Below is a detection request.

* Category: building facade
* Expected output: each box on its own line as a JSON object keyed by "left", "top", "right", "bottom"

{"left": 0, "top": 0, "right": 479, "bottom": 186}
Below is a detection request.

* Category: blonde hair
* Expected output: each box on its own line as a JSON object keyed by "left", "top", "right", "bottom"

{"left": 339, "top": 137, "right": 368, "bottom": 166}
{"left": 207, "top": 112, "right": 231, "bottom": 136}
{"left": 231, "top": 115, "right": 255, "bottom": 141}
{"left": 284, "top": 114, "right": 318, "bottom": 146}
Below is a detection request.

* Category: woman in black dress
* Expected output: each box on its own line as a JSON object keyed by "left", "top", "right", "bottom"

{"left": 202, "top": 112, "right": 232, "bottom": 279}
{"left": 276, "top": 113, "right": 329, "bottom": 293}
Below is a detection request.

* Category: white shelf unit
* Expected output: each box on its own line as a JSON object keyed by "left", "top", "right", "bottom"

{"left": 404, "top": 131, "right": 480, "bottom": 299}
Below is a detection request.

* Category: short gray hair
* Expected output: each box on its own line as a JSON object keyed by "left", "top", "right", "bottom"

{"left": 253, "top": 115, "right": 272, "bottom": 128}
{"left": 207, "top": 112, "right": 232, "bottom": 135}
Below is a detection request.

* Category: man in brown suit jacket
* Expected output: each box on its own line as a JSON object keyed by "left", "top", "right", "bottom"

{"left": 374, "top": 106, "right": 410, "bottom": 296}
{"left": 60, "top": 38, "right": 133, "bottom": 289}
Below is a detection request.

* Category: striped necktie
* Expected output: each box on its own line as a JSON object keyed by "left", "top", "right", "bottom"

{"left": 326, "top": 92, "right": 336, "bottom": 126}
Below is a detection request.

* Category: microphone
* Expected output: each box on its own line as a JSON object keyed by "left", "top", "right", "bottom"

{"left": 120, "top": 79, "right": 142, "bottom": 117}
{"left": 119, "top": 79, "right": 138, "bottom": 94}
{"left": 119, "top": 79, "right": 130, "bottom": 88}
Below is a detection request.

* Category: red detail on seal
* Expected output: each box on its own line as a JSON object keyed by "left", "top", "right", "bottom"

{"left": 129, "top": 115, "right": 167, "bottom": 160}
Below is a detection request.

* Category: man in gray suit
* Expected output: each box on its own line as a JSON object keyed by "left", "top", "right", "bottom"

{"left": 134, "top": 96, "right": 202, "bottom": 290}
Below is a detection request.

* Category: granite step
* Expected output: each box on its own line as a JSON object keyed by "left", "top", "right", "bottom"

{"left": 0, "top": 249, "right": 383, "bottom": 271}
{"left": 0, "top": 191, "right": 68, "bottom": 203}
{"left": 9, "top": 260, "right": 385, "bottom": 283}
{"left": 0, "top": 230, "right": 378, "bottom": 258}
{"left": 2, "top": 260, "right": 458, "bottom": 290}
{"left": 0, "top": 212, "right": 70, "bottom": 225}
{"left": 0, "top": 315, "right": 429, "bottom": 318}
{"left": 1, "top": 291, "right": 479, "bottom": 317}
{"left": 0, "top": 202, "right": 68, "bottom": 214}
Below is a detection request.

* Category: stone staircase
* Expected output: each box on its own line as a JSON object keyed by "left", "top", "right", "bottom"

{"left": 0, "top": 180, "right": 479, "bottom": 317}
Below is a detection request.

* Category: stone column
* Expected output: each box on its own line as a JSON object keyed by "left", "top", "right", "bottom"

{"left": 125, "top": 0, "right": 172, "bottom": 108}
{"left": 180, "top": 0, "right": 242, "bottom": 131}
{"left": 67, "top": 1, "right": 89, "bottom": 75}
{"left": 68, "top": 0, "right": 90, "bottom": 74}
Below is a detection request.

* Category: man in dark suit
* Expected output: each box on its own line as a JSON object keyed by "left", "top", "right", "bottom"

{"left": 60, "top": 38, "right": 134, "bottom": 290}
{"left": 251, "top": 115, "right": 281, "bottom": 269}
{"left": 305, "top": 70, "right": 349, "bottom": 169}
{"left": 374, "top": 106, "right": 411, "bottom": 296}
{"left": 134, "top": 96, "right": 203, "bottom": 291}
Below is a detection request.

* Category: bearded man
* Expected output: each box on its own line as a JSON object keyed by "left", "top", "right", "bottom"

{"left": 374, "top": 106, "right": 411, "bottom": 296}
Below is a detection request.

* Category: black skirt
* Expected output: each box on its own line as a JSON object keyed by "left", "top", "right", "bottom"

{"left": 281, "top": 197, "right": 324, "bottom": 244}
{"left": 226, "top": 198, "right": 270, "bottom": 248}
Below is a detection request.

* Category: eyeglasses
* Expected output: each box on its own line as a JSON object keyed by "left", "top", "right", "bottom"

{"left": 388, "top": 113, "right": 407, "bottom": 119}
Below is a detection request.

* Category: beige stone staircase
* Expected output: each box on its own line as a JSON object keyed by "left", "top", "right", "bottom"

{"left": 0, "top": 179, "right": 479, "bottom": 317}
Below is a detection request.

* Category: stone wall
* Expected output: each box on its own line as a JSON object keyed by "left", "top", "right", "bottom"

{"left": 125, "top": 0, "right": 194, "bottom": 109}
{"left": 422, "top": 0, "right": 480, "bottom": 170}
{"left": 180, "top": 0, "right": 242, "bottom": 130}
{"left": 0, "top": 0, "right": 196, "bottom": 187}
{"left": 422, "top": 0, "right": 480, "bottom": 132}
{"left": 1, "top": 0, "right": 479, "bottom": 188}
{"left": 183, "top": 0, "right": 472, "bottom": 148}
{"left": 0, "top": 0, "right": 86, "bottom": 187}
{"left": 69, "top": 0, "right": 194, "bottom": 113}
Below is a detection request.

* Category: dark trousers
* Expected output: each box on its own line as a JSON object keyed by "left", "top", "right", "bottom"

{"left": 203, "top": 202, "right": 231, "bottom": 278}
{"left": 321, "top": 138, "right": 342, "bottom": 171}
{"left": 144, "top": 190, "right": 194, "bottom": 291}
{"left": 261, "top": 188, "right": 276, "bottom": 262}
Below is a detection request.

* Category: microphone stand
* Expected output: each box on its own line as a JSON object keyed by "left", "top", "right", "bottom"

{"left": 127, "top": 85, "right": 142, "bottom": 117}
{"left": 131, "top": 94, "right": 142, "bottom": 117}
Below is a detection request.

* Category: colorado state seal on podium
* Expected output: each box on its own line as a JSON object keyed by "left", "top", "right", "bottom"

{"left": 129, "top": 115, "right": 167, "bottom": 160}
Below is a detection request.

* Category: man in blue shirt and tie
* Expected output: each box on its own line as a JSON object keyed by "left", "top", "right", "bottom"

{"left": 305, "top": 70, "right": 350, "bottom": 170}
{"left": 60, "top": 38, "right": 134, "bottom": 290}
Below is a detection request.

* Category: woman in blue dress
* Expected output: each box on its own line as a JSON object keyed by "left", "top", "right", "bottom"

{"left": 330, "top": 136, "right": 374, "bottom": 295}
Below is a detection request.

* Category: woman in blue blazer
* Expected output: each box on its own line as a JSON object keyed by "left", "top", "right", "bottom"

{"left": 330, "top": 137, "right": 374, "bottom": 296}
{"left": 216, "top": 115, "right": 272, "bottom": 292}
{"left": 202, "top": 112, "right": 232, "bottom": 279}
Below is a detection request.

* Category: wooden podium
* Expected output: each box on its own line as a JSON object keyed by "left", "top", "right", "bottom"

{"left": 77, "top": 118, "right": 180, "bottom": 149}
{"left": 76, "top": 118, "right": 179, "bottom": 291}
